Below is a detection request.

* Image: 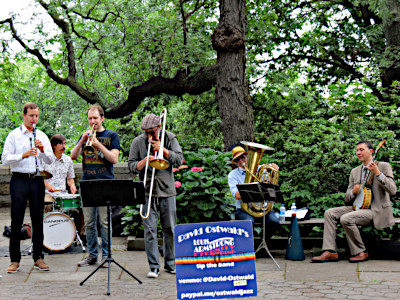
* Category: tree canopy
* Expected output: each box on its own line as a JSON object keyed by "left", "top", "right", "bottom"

{"left": 1, "top": 1, "right": 399, "bottom": 230}
{"left": 247, "top": 0, "right": 400, "bottom": 104}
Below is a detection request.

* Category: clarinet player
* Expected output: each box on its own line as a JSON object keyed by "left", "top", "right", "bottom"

{"left": 2, "top": 103, "right": 54, "bottom": 273}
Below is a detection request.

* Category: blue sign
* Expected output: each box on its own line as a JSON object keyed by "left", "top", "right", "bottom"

{"left": 175, "top": 220, "right": 257, "bottom": 300}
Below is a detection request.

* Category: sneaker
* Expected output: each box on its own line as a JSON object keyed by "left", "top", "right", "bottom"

{"left": 7, "top": 262, "right": 20, "bottom": 273}
{"left": 147, "top": 268, "right": 159, "bottom": 278}
{"left": 34, "top": 259, "right": 49, "bottom": 271}
{"left": 100, "top": 257, "right": 109, "bottom": 268}
{"left": 165, "top": 265, "right": 176, "bottom": 274}
{"left": 77, "top": 255, "right": 97, "bottom": 267}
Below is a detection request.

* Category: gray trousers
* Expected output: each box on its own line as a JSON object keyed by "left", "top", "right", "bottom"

{"left": 142, "top": 196, "right": 176, "bottom": 270}
{"left": 322, "top": 206, "right": 373, "bottom": 255}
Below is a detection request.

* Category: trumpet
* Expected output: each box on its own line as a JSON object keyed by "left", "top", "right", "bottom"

{"left": 140, "top": 108, "right": 170, "bottom": 219}
{"left": 83, "top": 124, "right": 97, "bottom": 155}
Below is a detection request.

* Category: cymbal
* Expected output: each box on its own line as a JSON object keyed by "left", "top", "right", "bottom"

{"left": 40, "top": 171, "right": 53, "bottom": 179}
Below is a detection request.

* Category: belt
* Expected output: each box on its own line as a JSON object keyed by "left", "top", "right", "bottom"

{"left": 11, "top": 172, "right": 41, "bottom": 179}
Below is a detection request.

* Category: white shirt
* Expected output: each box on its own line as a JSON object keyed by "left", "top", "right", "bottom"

{"left": 43, "top": 153, "right": 75, "bottom": 196}
{"left": 1, "top": 124, "right": 54, "bottom": 173}
{"left": 228, "top": 167, "right": 246, "bottom": 209}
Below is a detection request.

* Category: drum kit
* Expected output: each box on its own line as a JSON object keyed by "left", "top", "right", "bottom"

{"left": 42, "top": 193, "right": 85, "bottom": 252}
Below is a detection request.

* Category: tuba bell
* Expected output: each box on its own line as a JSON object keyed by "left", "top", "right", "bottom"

{"left": 240, "top": 141, "right": 279, "bottom": 218}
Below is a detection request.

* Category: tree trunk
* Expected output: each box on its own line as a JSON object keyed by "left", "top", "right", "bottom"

{"left": 212, "top": 0, "right": 255, "bottom": 151}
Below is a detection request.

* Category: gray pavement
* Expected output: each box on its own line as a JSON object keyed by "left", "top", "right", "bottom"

{"left": 0, "top": 207, "right": 400, "bottom": 300}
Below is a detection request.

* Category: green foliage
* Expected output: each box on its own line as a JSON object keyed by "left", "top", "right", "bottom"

{"left": 253, "top": 73, "right": 400, "bottom": 238}
{"left": 120, "top": 205, "right": 143, "bottom": 237}
{"left": 121, "top": 149, "right": 236, "bottom": 237}
{"left": 1, "top": 0, "right": 218, "bottom": 109}
{"left": 1, "top": 0, "right": 400, "bottom": 241}
{"left": 175, "top": 148, "right": 236, "bottom": 223}
{"left": 246, "top": 0, "right": 400, "bottom": 104}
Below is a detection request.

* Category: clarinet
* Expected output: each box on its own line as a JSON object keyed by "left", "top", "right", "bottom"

{"left": 32, "top": 124, "right": 40, "bottom": 176}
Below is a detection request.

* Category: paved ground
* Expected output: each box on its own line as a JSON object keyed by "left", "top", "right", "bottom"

{"left": 0, "top": 207, "right": 400, "bottom": 299}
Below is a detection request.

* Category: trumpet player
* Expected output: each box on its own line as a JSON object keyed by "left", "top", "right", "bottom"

{"left": 71, "top": 104, "right": 121, "bottom": 268}
{"left": 2, "top": 102, "right": 54, "bottom": 273}
{"left": 128, "top": 113, "right": 183, "bottom": 278}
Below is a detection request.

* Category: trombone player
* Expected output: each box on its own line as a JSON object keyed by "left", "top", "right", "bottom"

{"left": 128, "top": 112, "right": 183, "bottom": 278}
{"left": 71, "top": 104, "right": 121, "bottom": 268}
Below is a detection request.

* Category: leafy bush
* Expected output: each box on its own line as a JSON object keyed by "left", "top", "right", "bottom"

{"left": 121, "top": 148, "right": 236, "bottom": 237}
{"left": 175, "top": 148, "right": 236, "bottom": 223}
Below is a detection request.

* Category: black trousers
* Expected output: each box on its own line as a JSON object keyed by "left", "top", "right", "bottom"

{"left": 10, "top": 175, "right": 45, "bottom": 262}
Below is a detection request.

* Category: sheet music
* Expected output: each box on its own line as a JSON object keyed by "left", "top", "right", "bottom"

{"left": 237, "top": 182, "right": 283, "bottom": 204}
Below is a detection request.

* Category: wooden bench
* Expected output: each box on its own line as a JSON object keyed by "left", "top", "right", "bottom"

{"left": 279, "top": 217, "right": 400, "bottom": 226}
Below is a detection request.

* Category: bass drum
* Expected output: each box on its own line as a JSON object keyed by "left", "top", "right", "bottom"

{"left": 43, "top": 212, "right": 76, "bottom": 251}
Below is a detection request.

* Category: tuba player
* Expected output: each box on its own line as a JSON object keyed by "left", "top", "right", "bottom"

{"left": 228, "top": 145, "right": 280, "bottom": 226}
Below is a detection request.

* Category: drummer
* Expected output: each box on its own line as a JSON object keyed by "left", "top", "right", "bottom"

{"left": 42, "top": 134, "right": 77, "bottom": 212}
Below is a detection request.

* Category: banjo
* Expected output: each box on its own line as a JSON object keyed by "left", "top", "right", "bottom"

{"left": 353, "top": 138, "right": 387, "bottom": 211}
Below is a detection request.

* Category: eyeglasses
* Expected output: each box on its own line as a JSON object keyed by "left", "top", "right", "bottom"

{"left": 144, "top": 130, "right": 156, "bottom": 135}
{"left": 144, "top": 127, "right": 158, "bottom": 136}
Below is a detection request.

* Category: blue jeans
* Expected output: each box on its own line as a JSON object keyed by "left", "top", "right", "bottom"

{"left": 235, "top": 209, "right": 279, "bottom": 224}
{"left": 235, "top": 209, "right": 279, "bottom": 241}
{"left": 82, "top": 206, "right": 110, "bottom": 258}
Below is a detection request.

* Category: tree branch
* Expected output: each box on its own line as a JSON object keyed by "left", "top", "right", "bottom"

{"left": 105, "top": 65, "right": 217, "bottom": 118}
{"left": 0, "top": 18, "right": 66, "bottom": 85}
{"left": 305, "top": 54, "right": 384, "bottom": 101}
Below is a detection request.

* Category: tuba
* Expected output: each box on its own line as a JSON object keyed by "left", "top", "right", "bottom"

{"left": 240, "top": 141, "right": 279, "bottom": 218}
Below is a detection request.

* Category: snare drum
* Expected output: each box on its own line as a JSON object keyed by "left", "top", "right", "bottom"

{"left": 55, "top": 194, "right": 81, "bottom": 211}
{"left": 43, "top": 212, "right": 76, "bottom": 251}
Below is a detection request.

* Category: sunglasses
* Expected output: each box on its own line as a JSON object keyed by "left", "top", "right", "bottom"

{"left": 144, "top": 128, "right": 158, "bottom": 136}
{"left": 234, "top": 154, "right": 247, "bottom": 163}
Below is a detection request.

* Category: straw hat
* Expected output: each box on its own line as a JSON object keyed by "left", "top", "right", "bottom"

{"left": 231, "top": 146, "right": 246, "bottom": 163}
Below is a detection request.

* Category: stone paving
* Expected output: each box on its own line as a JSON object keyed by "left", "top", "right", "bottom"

{"left": 1, "top": 207, "right": 400, "bottom": 299}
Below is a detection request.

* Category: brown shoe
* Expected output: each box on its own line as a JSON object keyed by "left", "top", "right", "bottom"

{"left": 311, "top": 251, "right": 339, "bottom": 263}
{"left": 349, "top": 251, "right": 369, "bottom": 263}
{"left": 34, "top": 259, "right": 49, "bottom": 271}
{"left": 7, "top": 262, "right": 20, "bottom": 273}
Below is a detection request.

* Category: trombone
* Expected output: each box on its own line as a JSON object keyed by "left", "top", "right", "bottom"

{"left": 140, "top": 108, "right": 170, "bottom": 219}
{"left": 83, "top": 124, "right": 97, "bottom": 155}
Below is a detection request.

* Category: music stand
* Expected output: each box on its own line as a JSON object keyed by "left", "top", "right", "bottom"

{"left": 237, "top": 182, "right": 283, "bottom": 270}
{"left": 79, "top": 179, "right": 145, "bottom": 295}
